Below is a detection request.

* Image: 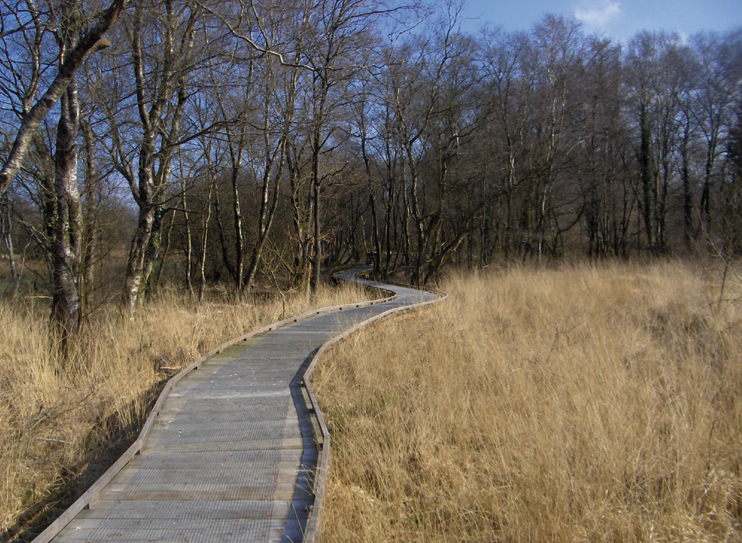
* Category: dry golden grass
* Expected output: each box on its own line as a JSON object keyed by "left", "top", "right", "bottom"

{"left": 314, "top": 261, "right": 742, "bottom": 542}
{"left": 0, "top": 281, "right": 374, "bottom": 537}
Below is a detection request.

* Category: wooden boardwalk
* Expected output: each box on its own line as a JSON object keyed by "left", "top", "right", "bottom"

{"left": 35, "top": 272, "right": 438, "bottom": 543}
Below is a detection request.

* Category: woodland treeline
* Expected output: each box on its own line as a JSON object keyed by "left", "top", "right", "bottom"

{"left": 1, "top": 0, "right": 741, "bottom": 335}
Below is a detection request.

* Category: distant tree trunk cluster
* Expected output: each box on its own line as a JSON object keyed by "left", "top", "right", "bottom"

{"left": 1, "top": 1, "right": 741, "bottom": 334}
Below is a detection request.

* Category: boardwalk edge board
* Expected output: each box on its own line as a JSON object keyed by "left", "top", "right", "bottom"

{"left": 31, "top": 281, "right": 397, "bottom": 543}
{"left": 302, "top": 274, "right": 448, "bottom": 543}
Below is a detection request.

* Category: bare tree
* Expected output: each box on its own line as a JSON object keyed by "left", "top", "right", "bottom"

{"left": 50, "top": 0, "right": 85, "bottom": 340}
{"left": 478, "top": 27, "right": 533, "bottom": 259}
{"left": 690, "top": 32, "right": 738, "bottom": 234}
{"left": 243, "top": 54, "right": 294, "bottom": 291}
{"left": 301, "top": 0, "right": 385, "bottom": 291}
{"left": 385, "top": 2, "right": 480, "bottom": 284}
{"left": 211, "top": 56, "right": 252, "bottom": 291}
{"left": 626, "top": 32, "right": 662, "bottom": 254}
{"left": 102, "top": 0, "right": 203, "bottom": 317}
{"left": 0, "top": 0, "right": 126, "bottom": 196}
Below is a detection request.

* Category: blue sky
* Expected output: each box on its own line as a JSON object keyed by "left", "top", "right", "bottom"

{"left": 458, "top": 0, "right": 742, "bottom": 41}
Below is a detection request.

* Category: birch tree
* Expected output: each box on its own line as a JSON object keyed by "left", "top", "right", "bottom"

{"left": 0, "top": 0, "right": 126, "bottom": 196}
{"left": 103, "top": 0, "right": 203, "bottom": 317}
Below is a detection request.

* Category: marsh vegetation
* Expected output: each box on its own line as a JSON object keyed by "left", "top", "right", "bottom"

{"left": 0, "top": 281, "right": 373, "bottom": 539}
{"left": 315, "top": 262, "right": 742, "bottom": 542}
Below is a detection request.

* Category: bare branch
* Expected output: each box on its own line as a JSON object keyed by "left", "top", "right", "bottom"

{"left": 0, "top": 0, "right": 127, "bottom": 196}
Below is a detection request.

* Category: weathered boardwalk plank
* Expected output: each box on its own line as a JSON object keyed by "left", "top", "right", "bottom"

{"left": 36, "top": 272, "right": 438, "bottom": 543}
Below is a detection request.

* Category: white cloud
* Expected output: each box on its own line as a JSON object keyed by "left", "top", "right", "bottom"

{"left": 575, "top": 1, "right": 621, "bottom": 28}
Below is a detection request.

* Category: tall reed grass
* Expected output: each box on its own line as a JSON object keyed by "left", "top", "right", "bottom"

{"left": 314, "top": 262, "right": 742, "bottom": 542}
{"left": 0, "top": 281, "right": 374, "bottom": 537}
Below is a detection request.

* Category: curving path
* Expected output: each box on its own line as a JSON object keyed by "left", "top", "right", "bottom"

{"left": 34, "top": 270, "right": 439, "bottom": 543}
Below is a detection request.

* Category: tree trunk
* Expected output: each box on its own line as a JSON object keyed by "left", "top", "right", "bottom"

{"left": 51, "top": 75, "right": 82, "bottom": 340}
{"left": 31, "top": 134, "right": 57, "bottom": 283}
{"left": 681, "top": 117, "right": 693, "bottom": 249}
{"left": 80, "top": 120, "right": 99, "bottom": 316}
{"left": 0, "top": 196, "right": 19, "bottom": 297}
{"left": 243, "top": 115, "right": 285, "bottom": 291}
{"left": 244, "top": 168, "right": 282, "bottom": 291}
{"left": 141, "top": 204, "right": 165, "bottom": 295}
{"left": 231, "top": 165, "right": 244, "bottom": 291}
{"left": 288, "top": 152, "right": 308, "bottom": 288}
{"left": 213, "top": 187, "right": 236, "bottom": 281}
{"left": 181, "top": 184, "right": 193, "bottom": 298}
{"left": 152, "top": 210, "right": 174, "bottom": 293}
{"left": 123, "top": 204, "right": 155, "bottom": 318}
{"left": 311, "top": 177, "right": 321, "bottom": 291}
{"left": 408, "top": 157, "right": 426, "bottom": 286}
{"left": 401, "top": 161, "right": 411, "bottom": 268}
{"left": 699, "top": 136, "right": 717, "bottom": 234}
{"left": 370, "top": 193, "right": 382, "bottom": 274}
{"left": 198, "top": 178, "right": 215, "bottom": 301}
{"left": 383, "top": 164, "right": 394, "bottom": 275}
{"left": 309, "top": 113, "right": 323, "bottom": 292}
{"left": 640, "top": 105, "right": 657, "bottom": 254}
